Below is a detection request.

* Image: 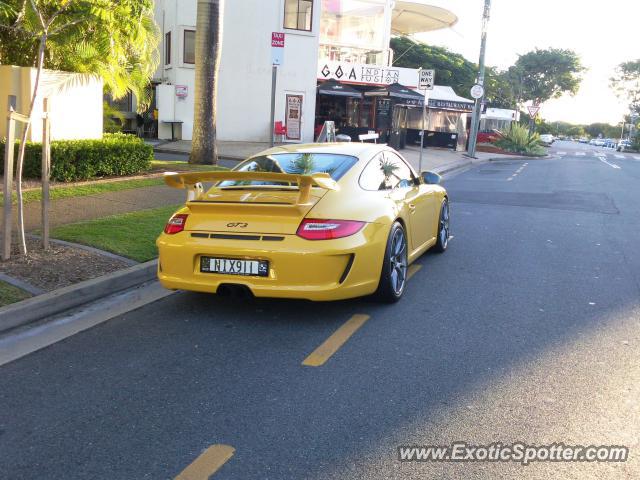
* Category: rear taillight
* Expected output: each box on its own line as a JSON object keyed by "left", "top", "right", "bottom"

{"left": 164, "top": 214, "right": 188, "bottom": 234}
{"left": 296, "top": 219, "right": 365, "bottom": 240}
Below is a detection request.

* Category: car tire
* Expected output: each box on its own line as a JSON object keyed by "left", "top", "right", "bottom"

{"left": 433, "top": 198, "right": 450, "bottom": 253}
{"left": 375, "top": 221, "right": 408, "bottom": 303}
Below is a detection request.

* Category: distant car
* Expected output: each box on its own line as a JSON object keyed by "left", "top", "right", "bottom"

{"left": 603, "top": 139, "right": 616, "bottom": 149}
{"left": 579, "top": 138, "right": 589, "bottom": 143}
{"left": 593, "top": 139, "right": 606, "bottom": 147}
{"left": 617, "top": 140, "right": 632, "bottom": 152}
{"left": 539, "top": 134, "right": 554, "bottom": 146}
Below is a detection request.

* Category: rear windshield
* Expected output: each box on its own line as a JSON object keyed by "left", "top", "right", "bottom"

{"left": 218, "top": 153, "right": 358, "bottom": 187}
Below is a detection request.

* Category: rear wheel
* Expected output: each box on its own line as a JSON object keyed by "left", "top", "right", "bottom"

{"left": 433, "top": 198, "right": 450, "bottom": 253}
{"left": 375, "top": 222, "right": 408, "bottom": 303}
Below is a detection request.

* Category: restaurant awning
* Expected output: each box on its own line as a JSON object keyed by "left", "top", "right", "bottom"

{"left": 317, "top": 79, "right": 363, "bottom": 98}
{"left": 365, "top": 82, "right": 425, "bottom": 106}
{"left": 391, "top": 1, "right": 458, "bottom": 35}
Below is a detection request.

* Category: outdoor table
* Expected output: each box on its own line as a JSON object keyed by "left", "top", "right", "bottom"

{"left": 161, "top": 120, "right": 183, "bottom": 141}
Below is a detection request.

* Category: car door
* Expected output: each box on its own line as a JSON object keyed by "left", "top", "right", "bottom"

{"left": 384, "top": 152, "right": 438, "bottom": 251}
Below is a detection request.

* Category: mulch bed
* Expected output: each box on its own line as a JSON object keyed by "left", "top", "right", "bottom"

{"left": 0, "top": 236, "right": 130, "bottom": 293}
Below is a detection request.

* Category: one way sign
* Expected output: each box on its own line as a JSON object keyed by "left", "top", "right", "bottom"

{"left": 419, "top": 69, "right": 435, "bottom": 90}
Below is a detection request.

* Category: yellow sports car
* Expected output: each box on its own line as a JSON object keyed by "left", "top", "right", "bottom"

{"left": 157, "top": 143, "right": 449, "bottom": 302}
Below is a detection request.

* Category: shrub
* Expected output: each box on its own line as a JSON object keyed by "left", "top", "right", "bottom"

{"left": 0, "top": 133, "right": 152, "bottom": 182}
{"left": 495, "top": 123, "right": 545, "bottom": 155}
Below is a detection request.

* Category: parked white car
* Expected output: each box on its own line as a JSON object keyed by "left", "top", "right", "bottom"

{"left": 539, "top": 134, "right": 554, "bottom": 146}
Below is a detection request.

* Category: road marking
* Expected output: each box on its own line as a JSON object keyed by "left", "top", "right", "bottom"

{"left": 302, "top": 314, "right": 370, "bottom": 367}
{"left": 634, "top": 156, "right": 640, "bottom": 161}
{"left": 597, "top": 156, "right": 621, "bottom": 169}
{"left": 575, "top": 152, "right": 586, "bottom": 156}
{"left": 557, "top": 151, "right": 566, "bottom": 155}
{"left": 614, "top": 154, "right": 624, "bottom": 159}
{"left": 408, "top": 264, "right": 422, "bottom": 280}
{"left": 175, "top": 444, "right": 235, "bottom": 480}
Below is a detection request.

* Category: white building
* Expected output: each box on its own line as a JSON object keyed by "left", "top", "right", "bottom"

{"left": 153, "top": 0, "right": 457, "bottom": 144}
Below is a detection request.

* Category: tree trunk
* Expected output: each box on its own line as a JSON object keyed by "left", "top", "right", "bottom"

{"left": 190, "top": 0, "right": 223, "bottom": 165}
{"left": 14, "top": 33, "right": 47, "bottom": 256}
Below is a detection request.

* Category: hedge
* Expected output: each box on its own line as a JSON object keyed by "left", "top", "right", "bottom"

{"left": 0, "top": 133, "right": 153, "bottom": 182}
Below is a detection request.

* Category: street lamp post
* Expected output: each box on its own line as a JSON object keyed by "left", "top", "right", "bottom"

{"left": 467, "top": 0, "right": 492, "bottom": 159}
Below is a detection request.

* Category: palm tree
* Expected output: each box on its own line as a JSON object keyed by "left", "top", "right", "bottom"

{"left": 0, "top": 0, "right": 159, "bottom": 255}
{"left": 190, "top": 0, "right": 224, "bottom": 165}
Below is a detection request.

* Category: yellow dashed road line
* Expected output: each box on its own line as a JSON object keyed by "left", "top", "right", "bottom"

{"left": 302, "top": 314, "right": 370, "bottom": 367}
{"left": 175, "top": 444, "right": 235, "bottom": 480}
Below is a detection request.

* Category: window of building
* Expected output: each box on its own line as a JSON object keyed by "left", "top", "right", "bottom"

{"left": 284, "top": 0, "right": 313, "bottom": 31}
{"left": 184, "top": 30, "right": 195, "bottom": 64}
{"left": 320, "top": 0, "right": 387, "bottom": 59}
{"left": 165, "top": 31, "right": 171, "bottom": 65}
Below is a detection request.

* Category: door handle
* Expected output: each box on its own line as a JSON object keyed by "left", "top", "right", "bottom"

{"left": 408, "top": 204, "right": 416, "bottom": 212}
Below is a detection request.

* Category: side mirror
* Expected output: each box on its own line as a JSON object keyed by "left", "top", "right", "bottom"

{"left": 421, "top": 171, "right": 442, "bottom": 185}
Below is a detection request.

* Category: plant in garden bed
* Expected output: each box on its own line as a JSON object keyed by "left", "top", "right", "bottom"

{"left": 495, "top": 124, "right": 546, "bottom": 155}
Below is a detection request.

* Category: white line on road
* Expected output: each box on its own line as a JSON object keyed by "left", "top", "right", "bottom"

{"left": 556, "top": 151, "right": 567, "bottom": 155}
{"left": 597, "top": 156, "right": 621, "bottom": 169}
{"left": 634, "top": 156, "right": 640, "bottom": 161}
{"left": 614, "top": 154, "right": 624, "bottom": 159}
{"left": 575, "top": 152, "right": 586, "bottom": 156}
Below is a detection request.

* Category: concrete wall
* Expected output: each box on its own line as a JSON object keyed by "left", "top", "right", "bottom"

{"left": 155, "top": 0, "right": 320, "bottom": 143}
{"left": 0, "top": 65, "right": 103, "bottom": 142}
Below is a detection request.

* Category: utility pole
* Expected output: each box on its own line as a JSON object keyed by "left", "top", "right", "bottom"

{"left": 467, "top": 0, "right": 492, "bottom": 158}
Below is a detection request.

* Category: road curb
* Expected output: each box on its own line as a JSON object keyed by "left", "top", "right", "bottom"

{"left": 0, "top": 260, "right": 158, "bottom": 334}
{"left": 434, "top": 160, "right": 473, "bottom": 176}
{"left": 0, "top": 273, "right": 45, "bottom": 296}
{"left": 488, "top": 154, "right": 552, "bottom": 162}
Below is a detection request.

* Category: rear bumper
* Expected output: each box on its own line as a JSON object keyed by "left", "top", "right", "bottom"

{"left": 156, "top": 223, "right": 388, "bottom": 301}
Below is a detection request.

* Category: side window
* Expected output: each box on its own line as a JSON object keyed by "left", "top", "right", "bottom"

{"left": 359, "top": 153, "right": 414, "bottom": 191}
{"left": 385, "top": 152, "right": 414, "bottom": 189}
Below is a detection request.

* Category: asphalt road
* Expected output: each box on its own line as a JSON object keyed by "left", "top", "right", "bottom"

{"left": 2, "top": 148, "right": 640, "bottom": 479}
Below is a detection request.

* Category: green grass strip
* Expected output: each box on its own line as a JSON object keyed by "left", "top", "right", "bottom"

{"left": 0, "top": 280, "right": 31, "bottom": 307}
{"left": 0, "top": 177, "right": 165, "bottom": 206}
{"left": 52, "top": 205, "right": 181, "bottom": 262}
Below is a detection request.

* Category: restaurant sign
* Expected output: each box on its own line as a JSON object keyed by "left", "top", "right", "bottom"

{"left": 318, "top": 61, "right": 418, "bottom": 88}
{"left": 428, "top": 98, "right": 474, "bottom": 112}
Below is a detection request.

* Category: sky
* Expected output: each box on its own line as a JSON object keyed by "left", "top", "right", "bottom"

{"left": 414, "top": 0, "right": 640, "bottom": 125}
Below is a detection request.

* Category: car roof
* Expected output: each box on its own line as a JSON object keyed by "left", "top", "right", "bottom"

{"left": 249, "top": 142, "right": 391, "bottom": 160}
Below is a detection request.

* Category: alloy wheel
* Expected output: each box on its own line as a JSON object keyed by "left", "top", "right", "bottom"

{"left": 389, "top": 228, "right": 407, "bottom": 295}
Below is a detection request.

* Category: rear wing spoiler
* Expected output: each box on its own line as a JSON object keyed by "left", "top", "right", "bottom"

{"left": 163, "top": 171, "right": 339, "bottom": 203}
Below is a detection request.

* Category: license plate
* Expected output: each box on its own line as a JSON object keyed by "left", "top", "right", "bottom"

{"left": 200, "top": 257, "right": 269, "bottom": 277}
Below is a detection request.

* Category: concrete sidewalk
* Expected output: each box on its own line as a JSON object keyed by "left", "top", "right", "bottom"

{"left": 153, "top": 139, "right": 275, "bottom": 161}
{"left": 152, "top": 139, "right": 515, "bottom": 173}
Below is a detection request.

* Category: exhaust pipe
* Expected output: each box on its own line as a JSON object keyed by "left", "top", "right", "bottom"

{"left": 216, "top": 284, "right": 254, "bottom": 299}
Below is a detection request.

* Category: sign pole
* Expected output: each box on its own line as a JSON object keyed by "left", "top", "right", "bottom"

{"left": 269, "top": 32, "right": 285, "bottom": 147}
{"left": 270, "top": 65, "right": 277, "bottom": 147}
{"left": 467, "top": 0, "right": 492, "bottom": 158}
{"left": 418, "top": 69, "right": 434, "bottom": 172}
{"left": 41, "top": 98, "right": 51, "bottom": 249}
{"left": 3, "top": 104, "right": 15, "bottom": 261}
